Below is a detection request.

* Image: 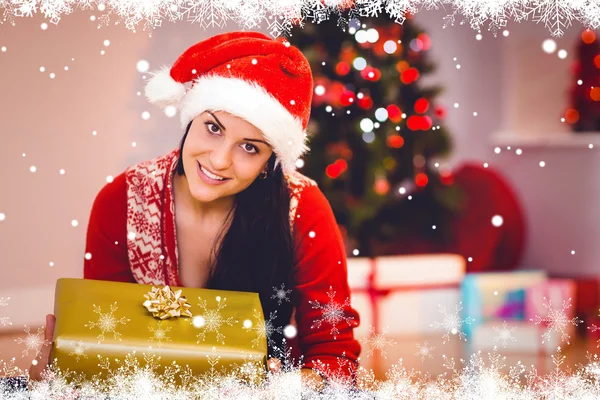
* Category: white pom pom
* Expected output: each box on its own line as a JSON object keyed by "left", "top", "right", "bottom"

{"left": 144, "top": 66, "right": 186, "bottom": 107}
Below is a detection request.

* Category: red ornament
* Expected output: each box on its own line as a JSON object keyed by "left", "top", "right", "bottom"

{"left": 326, "top": 159, "right": 348, "bottom": 179}
{"left": 361, "top": 66, "right": 381, "bottom": 81}
{"left": 565, "top": 108, "right": 580, "bottom": 124}
{"left": 401, "top": 68, "right": 420, "bottom": 84}
{"left": 434, "top": 105, "right": 447, "bottom": 119}
{"left": 336, "top": 61, "right": 351, "bottom": 76}
{"left": 387, "top": 104, "right": 403, "bottom": 122}
{"left": 414, "top": 98, "right": 430, "bottom": 114}
{"left": 358, "top": 95, "right": 374, "bottom": 110}
{"left": 374, "top": 178, "right": 390, "bottom": 195}
{"left": 335, "top": 159, "right": 348, "bottom": 173}
{"left": 326, "top": 163, "right": 342, "bottom": 179}
{"left": 327, "top": 82, "right": 345, "bottom": 107}
{"left": 418, "top": 33, "right": 431, "bottom": 50}
{"left": 407, "top": 115, "right": 420, "bottom": 131}
{"left": 582, "top": 29, "right": 597, "bottom": 44}
{"left": 387, "top": 134, "right": 405, "bottom": 148}
{"left": 422, "top": 115, "right": 433, "bottom": 130}
{"left": 340, "top": 90, "right": 355, "bottom": 107}
{"left": 415, "top": 173, "right": 429, "bottom": 187}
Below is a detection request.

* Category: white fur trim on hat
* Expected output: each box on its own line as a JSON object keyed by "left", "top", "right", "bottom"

{"left": 144, "top": 67, "right": 187, "bottom": 107}
{"left": 179, "top": 75, "right": 308, "bottom": 174}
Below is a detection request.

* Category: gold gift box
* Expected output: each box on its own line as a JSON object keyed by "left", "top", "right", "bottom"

{"left": 51, "top": 278, "right": 268, "bottom": 384}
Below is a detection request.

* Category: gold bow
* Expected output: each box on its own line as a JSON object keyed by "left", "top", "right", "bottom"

{"left": 143, "top": 286, "right": 193, "bottom": 320}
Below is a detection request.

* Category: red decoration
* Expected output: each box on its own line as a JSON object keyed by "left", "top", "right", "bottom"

{"left": 565, "top": 108, "right": 580, "bottom": 124}
{"left": 407, "top": 115, "right": 421, "bottom": 131}
{"left": 434, "top": 105, "right": 447, "bottom": 119}
{"left": 387, "top": 104, "right": 402, "bottom": 122}
{"left": 358, "top": 95, "right": 374, "bottom": 110}
{"left": 418, "top": 33, "right": 431, "bottom": 51}
{"left": 340, "top": 90, "right": 355, "bottom": 107}
{"left": 374, "top": 178, "right": 390, "bottom": 195}
{"left": 407, "top": 115, "right": 431, "bottom": 131}
{"left": 422, "top": 115, "right": 433, "bottom": 130}
{"left": 326, "top": 159, "right": 348, "bottom": 179}
{"left": 326, "top": 163, "right": 342, "bottom": 179}
{"left": 400, "top": 68, "right": 420, "bottom": 84}
{"left": 336, "top": 61, "right": 351, "bottom": 76}
{"left": 415, "top": 173, "right": 428, "bottom": 187}
{"left": 386, "top": 134, "right": 405, "bottom": 148}
{"left": 582, "top": 29, "right": 597, "bottom": 44}
{"left": 336, "top": 159, "right": 348, "bottom": 173}
{"left": 414, "top": 98, "right": 430, "bottom": 114}
{"left": 361, "top": 66, "right": 381, "bottom": 81}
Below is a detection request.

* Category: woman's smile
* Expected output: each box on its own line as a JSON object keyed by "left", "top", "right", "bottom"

{"left": 196, "top": 162, "right": 231, "bottom": 185}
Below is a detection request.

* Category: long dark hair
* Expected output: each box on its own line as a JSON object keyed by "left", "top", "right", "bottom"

{"left": 176, "top": 121, "right": 295, "bottom": 357}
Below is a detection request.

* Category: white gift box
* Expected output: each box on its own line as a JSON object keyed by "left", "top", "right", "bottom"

{"left": 347, "top": 254, "right": 466, "bottom": 336}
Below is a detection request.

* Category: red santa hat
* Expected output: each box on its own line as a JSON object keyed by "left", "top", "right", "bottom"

{"left": 144, "top": 31, "right": 314, "bottom": 174}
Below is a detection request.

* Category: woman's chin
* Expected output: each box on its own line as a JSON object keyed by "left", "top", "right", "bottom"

{"left": 190, "top": 190, "right": 222, "bottom": 204}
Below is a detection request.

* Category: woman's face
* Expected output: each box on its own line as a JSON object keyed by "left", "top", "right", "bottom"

{"left": 181, "top": 111, "right": 274, "bottom": 204}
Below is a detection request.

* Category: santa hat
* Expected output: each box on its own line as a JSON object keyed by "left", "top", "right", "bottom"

{"left": 144, "top": 31, "right": 314, "bottom": 174}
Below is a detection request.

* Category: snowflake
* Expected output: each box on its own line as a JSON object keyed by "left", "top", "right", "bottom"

{"left": 148, "top": 321, "right": 172, "bottom": 348}
{"left": 360, "top": 326, "right": 397, "bottom": 358}
{"left": 0, "top": 0, "right": 595, "bottom": 38}
{"left": 309, "top": 286, "right": 355, "bottom": 340}
{"left": 0, "top": 357, "right": 23, "bottom": 377}
{"left": 430, "top": 302, "right": 474, "bottom": 344}
{"left": 14, "top": 325, "right": 46, "bottom": 358}
{"left": 194, "top": 296, "right": 237, "bottom": 345}
{"left": 244, "top": 309, "right": 282, "bottom": 349}
{"left": 493, "top": 321, "right": 517, "bottom": 348}
{"left": 85, "top": 302, "right": 130, "bottom": 343}
{"left": 589, "top": 322, "right": 600, "bottom": 348}
{"left": 523, "top": 0, "right": 577, "bottom": 37}
{"left": 69, "top": 341, "right": 90, "bottom": 361}
{"left": 271, "top": 283, "right": 292, "bottom": 306}
{"left": 0, "top": 296, "right": 11, "bottom": 326}
{"left": 415, "top": 340, "right": 435, "bottom": 362}
{"left": 530, "top": 297, "right": 582, "bottom": 345}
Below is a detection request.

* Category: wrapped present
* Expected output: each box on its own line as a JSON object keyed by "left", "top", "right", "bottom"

{"left": 52, "top": 278, "right": 268, "bottom": 384}
{"left": 461, "top": 270, "right": 547, "bottom": 339}
{"left": 347, "top": 254, "right": 465, "bottom": 337}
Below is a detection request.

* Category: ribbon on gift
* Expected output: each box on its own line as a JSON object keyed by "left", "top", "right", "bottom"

{"left": 143, "top": 285, "right": 193, "bottom": 319}
{"left": 357, "top": 259, "right": 460, "bottom": 336}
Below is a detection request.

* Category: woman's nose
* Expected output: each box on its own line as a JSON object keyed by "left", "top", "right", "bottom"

{"left": 209, "top": 145, "right": 233, "bottom": 170}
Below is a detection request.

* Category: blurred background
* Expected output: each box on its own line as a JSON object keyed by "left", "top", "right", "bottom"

{"left": 1, "top": 6, "right": 600, "bottom": 380}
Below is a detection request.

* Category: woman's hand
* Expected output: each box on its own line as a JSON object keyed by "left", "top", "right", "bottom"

{"left": 267, "top": 357, "right": 325, "bottom": 392}
{"left": 27, "top": 314, "right": 55, "bottom": 382}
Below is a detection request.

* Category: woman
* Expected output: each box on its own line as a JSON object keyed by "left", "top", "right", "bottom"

{"left": 30, "top": 31, "right": 361, "bottom": 390}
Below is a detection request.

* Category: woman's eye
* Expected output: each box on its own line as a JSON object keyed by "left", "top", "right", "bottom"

{"left": 206, "top": 122, "right": 220, "bottom": 134}
{"left": 243, "top": 143, "right": 258, "bottom": 154}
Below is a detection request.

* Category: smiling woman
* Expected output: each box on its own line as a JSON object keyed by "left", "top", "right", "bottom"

{"left": 27, "top": 31, "right": 362, "bottom": 390}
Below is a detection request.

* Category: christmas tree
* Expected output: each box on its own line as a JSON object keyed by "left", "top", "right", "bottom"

{"left": 289, "top": 14, "right": 463, "bottom": 257}
{"left": 565, "top": 29, "right": 600, "bottom": 132}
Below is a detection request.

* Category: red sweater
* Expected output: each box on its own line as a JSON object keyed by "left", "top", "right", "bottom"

{"left": 83, "top": 149, "right": 361, "bottom": 381}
